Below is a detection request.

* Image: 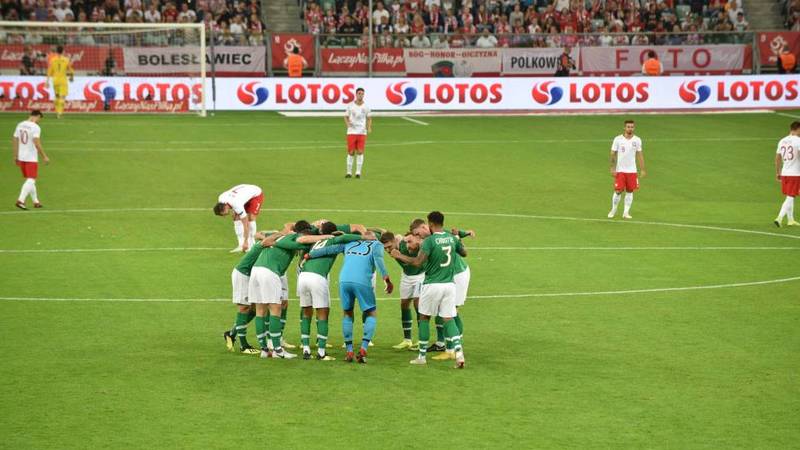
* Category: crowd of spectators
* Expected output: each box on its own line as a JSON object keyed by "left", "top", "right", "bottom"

{"left": 305, "top": 0, "right": 752, "bottom": 48}
{"left": 783, "top": 0, "right": 800, "bottom": 30}
{"left": 0, "top": 0, "right": 266, "bottom": 45}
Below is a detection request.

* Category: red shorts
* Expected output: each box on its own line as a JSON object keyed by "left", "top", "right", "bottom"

{"left": 614, "top": 172, "right": 639, "bottom": 192}
{"left": 244, "top": 193, "right": 264, "bottom": 216}
{"left": 782, "top": 175, "right": 800, "bottom": 197}
{"left": 347, "top": 134, "right": 366, "bottom": 153}
{"left": 16, "top": 160, "right": 38, "bottom": 179}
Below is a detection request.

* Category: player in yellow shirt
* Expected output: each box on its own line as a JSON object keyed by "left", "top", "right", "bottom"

{"left": 47, "top": 46, "right": 74, "bottom": 118}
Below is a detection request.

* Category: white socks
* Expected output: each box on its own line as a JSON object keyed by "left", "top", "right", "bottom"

{"left": 248, "top": 220, "right": 256, "bottom": 247}
{"left": 346, "top": 154, "right": 354, "bottom": 175}
{"left": 356, "top": 154, "right": 364, "bottom": 175}
{"left": 623, "top": 193, "right": 634, "bottom": 216}
{"left": 17, "top": 178, "right": 36, "bottom": 203}
{"left": 610, "top": 192, "right": 621, "bottom": 214}
{"left": 777, "top": 196, "right": 795, "bottom": 222}
{"left": 234, "top": 220, "right": 244, "bottom": 247}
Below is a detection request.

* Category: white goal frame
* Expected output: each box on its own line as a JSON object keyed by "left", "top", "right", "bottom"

{"left": 0, "top": 21, "right": 207, "bottom": 116}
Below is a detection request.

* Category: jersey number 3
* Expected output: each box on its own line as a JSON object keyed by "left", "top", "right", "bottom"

{"left": 440, "top": 245, "right": 452, "bottom": 267}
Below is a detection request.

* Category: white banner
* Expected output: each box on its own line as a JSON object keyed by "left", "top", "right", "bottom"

{"left": 581, "top": 45, "right": 751, "bottom": 75}
{"left": 123, "top": 46, "right": 266, "bottom": 75}
{"left": 1, "top": 75, "right": 797, "bottom": 111}
{"left": 502, "top": 48, "right": 580, "bottom": 75}
{"left": 403, "top": 48, "right": 501, "bottom": 76}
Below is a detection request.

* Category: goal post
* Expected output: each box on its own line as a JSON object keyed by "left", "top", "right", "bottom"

{"left": 0, "top": 21, "right": 206, "bottom": 116}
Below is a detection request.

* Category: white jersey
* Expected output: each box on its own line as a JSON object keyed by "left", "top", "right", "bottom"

{"left": 346, "top": 102, "right": 370, "bottom": 135}
{"left": 218, "top": 184, "right": 262, "bottom": 218}
{"left": 13, "top": 120, "right": 41, "bottom": 162}
{"left": 777, "top": 135, "right": 800, "bottom": 176}
{"left": 611, "top": 134, "right": 642, "bottom": 173}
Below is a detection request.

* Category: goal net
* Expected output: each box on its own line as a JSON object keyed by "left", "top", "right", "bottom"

{"left": 0, "top": 21, "right": 206, "bottom": 115}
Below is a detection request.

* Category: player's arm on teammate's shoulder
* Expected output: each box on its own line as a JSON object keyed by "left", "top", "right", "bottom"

{"left": 308, "top": 243, "right": 345, "bottom": 259}
{"left": 391, "top": 247, "right": 427, "bottom": 267}
{"left": 776, "top": 152, "right": 784, "bottom": 181}
{"left": 34, "top": 136, "right": 49, "bottom": 164}
{"left": 452, "top": 228, "right": 475, "bottom": 238}
{"left": 296, "top": 234, "right": 334, "bottom": 245}
{"left": 259, "top": 232, "right": 284, "bottom": 247}
{"left": 456, "top": 239, "right": 467, "bottom": 257}
{"left": 348, "top": 223, "right": 367, "bottom": 234}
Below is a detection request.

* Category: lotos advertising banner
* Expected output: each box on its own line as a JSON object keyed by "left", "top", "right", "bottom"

{"left": 403, "top": 48, "right": 501, "bottom": 77}
{"left": 320, "top": 48, "right": 405, "bottom": 75}
{"left": 0, "top": 75, "right": 798, "bottom": 112}
{"left": 757, "top": 32, "right": 800, "bottom": 66}
{"left": 580, "top": 45, "right": 752, "bottom": 75}
{"left": 123, "top": 46, "right": 266, "bottom": 76}
{"left": 0, "top": 44, "right": 124, "bottom": 73}
{"left": 502, "top": 47, "right": 580, "bottom": 76}
{"left": 271, "top": 33, "right": 315, "bottom": 71}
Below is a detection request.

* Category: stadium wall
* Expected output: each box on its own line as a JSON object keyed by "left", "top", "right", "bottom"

{"left": 0, "top": 75, "right": 798, "bottom": 112}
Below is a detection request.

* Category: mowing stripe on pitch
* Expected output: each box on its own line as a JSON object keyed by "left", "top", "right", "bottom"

{"left": 2, "top": 206, "right": 799, "bottom": 242}
{"left": 2, "top": 274, "right": 799, "bottom": 303}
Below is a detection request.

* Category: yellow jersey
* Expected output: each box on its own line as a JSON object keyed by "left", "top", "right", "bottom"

{"left": 47, "top": 55, "right": 74, "bottom": 82}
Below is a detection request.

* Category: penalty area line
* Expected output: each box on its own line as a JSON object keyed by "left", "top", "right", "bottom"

{"left": 1, "top": 274, "right": 799, "bottom": 303}
{"left": 401, "top": 116, "right": 429, "bottom": 126}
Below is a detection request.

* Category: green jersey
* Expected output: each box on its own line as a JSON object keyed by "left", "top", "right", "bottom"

{"left": 420, "top": 231, "right": 463, "bottom": 284}
{"left": 234, "top": 243, "right": 268, "bottom": 276}
{"left": 301, "top": 234, "right": 362, "bottom": 277}
{"left": 396, "top": 239, "right": 425, "bottom": 276}
{"left": 453, "top": 230, "right": 470, "bottom": 274}
{"left": 253, "top": 233, "right": 311, "bottom": 276}
{"left": 310, "top": 223, "right": 352, "bottom": 235}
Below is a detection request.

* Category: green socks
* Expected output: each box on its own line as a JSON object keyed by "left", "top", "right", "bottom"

{"left": 255, "top": 316, "right": 268, "bottom": 349}
{"left": 317, "top": 319, "right": 329, "bottom": 354}
{"left": 300, "top": 315, "right": 311, "bottom": 349}
{"left": 269, "top": 315, "right": 283, "bottom": 350}
{"left": 444, "top": 319, "right": 462, "bottom": 352}
{"left": 434, "top": 316, "right": 445, "bottom": 344}
{"left": 235, "top": 311, "right": 255, "bottom": 347}
{"left": 401, "top": 307, "right": 413, "bottom": 340}
{"left": 418, "top": 319, "right": 430, "bottom": 358}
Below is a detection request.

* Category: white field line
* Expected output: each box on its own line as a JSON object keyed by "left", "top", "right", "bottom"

{"left": 2, "top": 274, "right": 799, "bottom": 303}
{"left": 775, "top": 112, "right": 800, "bottom": 119}
{"left": 1, "top": 246, "right": 798, "bottom": 254}
{"left": 401, "top": 116, "right": 429, "bottom": 126}
{"left": 2, "top": 206, "right": 799, "bottom": 242}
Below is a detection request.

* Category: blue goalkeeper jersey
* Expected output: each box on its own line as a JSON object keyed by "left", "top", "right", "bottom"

{"left": 309, "top": 240, "right": 388, "bottom": 286}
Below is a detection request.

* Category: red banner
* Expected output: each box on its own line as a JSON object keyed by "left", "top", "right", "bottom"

{"left": 580, "top": 45, "right": 752, "bottom": 75}
{"left": 0, "top": 44, "right": 124, "bottom": 73}
{"left": 270, "top": 34, "right": 315, "bottom": 71}
{"left": 0, "top": 98, "right": 187, "bottom": 113}
{"left": 758, "top": 32, "right": 800, "bottom": 66}
{"left": 320, "top": 48, "right": 405, "bottom": 74}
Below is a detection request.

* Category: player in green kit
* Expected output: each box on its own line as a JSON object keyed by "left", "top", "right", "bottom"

{"left": 383, "top": 229, "right": 424, "bottom": 350}
{"left": 249, "top": 221, "right": 334, "bottom": 359}
{"left": 223, "top": 230, "right": 285, "bottom": 354}
{"left": 297, "top": 221, "right": 363, "bottom": 360}
{"left": 391, "top": 211, "right": 467, "bottom": 369}
{"left": 433, "top": 228, "right": 474, "bottom": 360}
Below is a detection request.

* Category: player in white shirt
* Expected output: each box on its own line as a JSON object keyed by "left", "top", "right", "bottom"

{"left": 213, "top": 184, "right": 264, "bottom": 252}
{"left": 13, "top": 110, "right": 49, "bottom": 210}
{"left": 773, "top": 121, "right": 800, "bottom": 227}
{"left": 608, "top": 120, "right": 646, "bottom": 219}
{"left": 344, "top": 87, "right": 372, "bottom": 179}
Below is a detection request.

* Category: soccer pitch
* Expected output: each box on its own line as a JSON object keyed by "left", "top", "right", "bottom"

{"left": 1, "top": 111, "right": 798, "bottom": 448}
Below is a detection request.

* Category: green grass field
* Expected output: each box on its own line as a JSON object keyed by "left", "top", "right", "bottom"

{"left": 1, "top": 110, "right": 799, "bottom": 448}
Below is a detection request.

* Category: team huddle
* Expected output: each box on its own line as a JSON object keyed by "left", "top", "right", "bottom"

{"left": 219, "top": 210, "right": 472, "bottom": 368}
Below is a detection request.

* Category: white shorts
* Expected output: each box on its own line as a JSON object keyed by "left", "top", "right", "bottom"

{"left": 297, "top": 272, "right": 330, "bottom": 309}
{"left": 231, "top": 269, "right": 250, "bottom": 305}
{"left": 454, "top": 267, "right": 470, "bottom": 307}
{"left": 281, "top": 274, "right": 289, "bottom": 301}
{"left": 400, "top": 273, "right": 425, "bottom": 300}
{"left": 248, "top": 267, "right": 283, "bottom": 304}
{"left": 419, "top": 283, "right": 457, "bottom": 318}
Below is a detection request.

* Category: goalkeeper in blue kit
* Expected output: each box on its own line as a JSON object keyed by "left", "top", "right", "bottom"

{"left": 307, "top": 231, "right": 394, "bottom": 363}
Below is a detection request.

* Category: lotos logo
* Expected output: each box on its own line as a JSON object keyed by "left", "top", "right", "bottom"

{"left": 237, "top": 82, "right": 269, "bottom": 106}
{"left": 84, "top": 80, "right": 109, "bottom": 101}
{"left": 386, "top": 82, "right": 417, "bottom": 106}
{"left": 531, "top": 81, "right": 563, "bottom": 105}
{"left": 679, "top": 80, "right": 711, "bottom": 104}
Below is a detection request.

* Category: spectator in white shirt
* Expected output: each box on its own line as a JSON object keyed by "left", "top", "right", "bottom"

{"left": 53, "top": 1, "right": 69, "bottom": 21}
{"left": 432, "top": 33, "right": 449, "bottom": 48}
{"left": 229, "top": 14, "right": 245, "bottom": 38}
{"left": 394, "top": 31, "right": 411, "bottom": 48}
{"left": 411, "top": 31, "right": 431, "bottom": 47}
{"left": 475, "top": 28, "right": 498, "bottom": 48}
{"left": 372, "top": 1, "right": 390, "bottom": 25}
{"left": 144, "top": 3, "right": 161, "bottom": 22}
{"left": 178, "top": 3, "right": 196, "bottom": 22}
